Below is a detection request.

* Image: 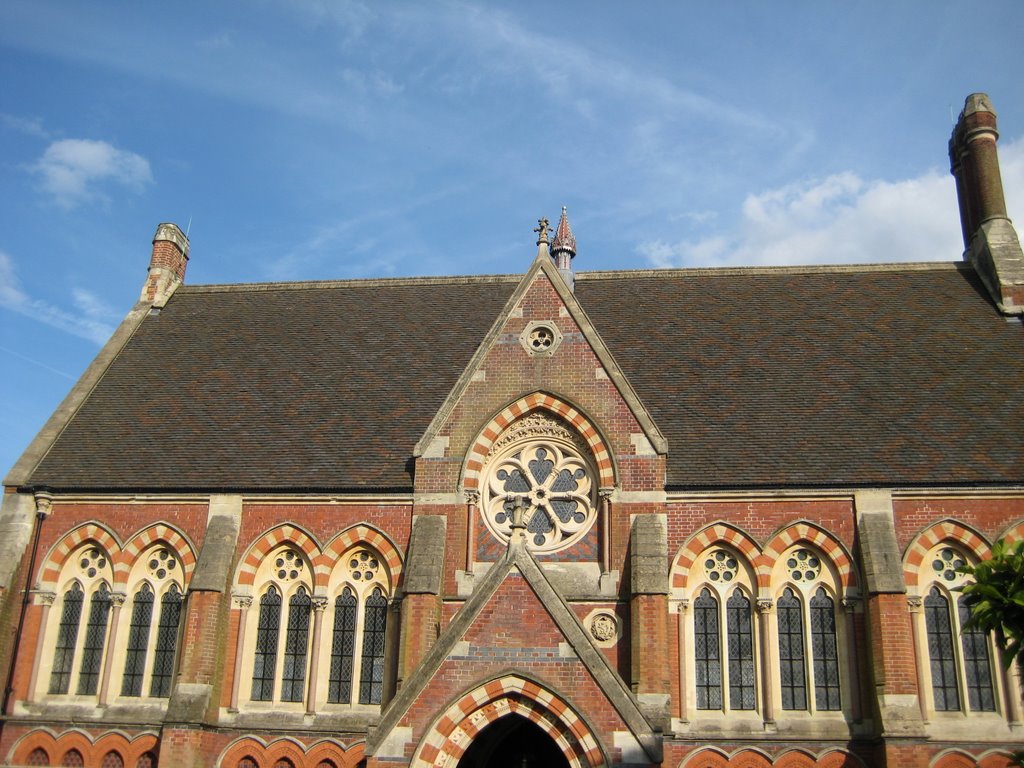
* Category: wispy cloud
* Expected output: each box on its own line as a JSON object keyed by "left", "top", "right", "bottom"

{"left": 33, "top": 138, "right": 153, "bottom": 208}
{"left": 0, "top": 112, "right": 50, "bottom": 138}
{"left": 639, "top": 139, "right": 1024, "bottom": 268}
{"left": 0, "top": 251, "right": 118, "bottom": 344}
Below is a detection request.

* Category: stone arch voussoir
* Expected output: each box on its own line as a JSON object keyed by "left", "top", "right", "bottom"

{"left": 672, "top": 522, "right": 761, "bottom": 591}
{"left": 411, "top": 674, "right": 604, "bottom": 768}
{"left": 39, "top": 523, "right": 122, "bottom": 588}
{"left": 905, "top": 519, "right": 992, "bottom": 590}
{"left": 763, "top": 521, "right": 857, "bottom": 591}
{"left": 319, "top": 524, "right": 404, "bottom": 591}
{"left": 235, "top": 523, "right": 322, "bottom": 588}
{"left": 462, "top": 392, "right": 615, "bottom": 492}
{"left": 120, "top": 522, "right": 198, "bottom": 586}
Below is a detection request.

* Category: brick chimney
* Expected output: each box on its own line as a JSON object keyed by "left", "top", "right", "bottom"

{"left": 949, "top": 93, "right": 1024, "bottom": 314}
{"left": 141, "top": 222, "right": 190, "bottom": 308}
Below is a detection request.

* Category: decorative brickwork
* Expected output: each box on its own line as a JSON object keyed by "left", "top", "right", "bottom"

{"left": 410, "top": 674, "right": 603, "bottom": 768}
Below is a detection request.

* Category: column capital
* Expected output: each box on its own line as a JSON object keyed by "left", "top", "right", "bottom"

{"left": 311, "top": 596, "right": 329, "bottom": 612}
{"left": 906, "top": 595, "right": 923, "bottom": 613}
{"left": 756, "top": 598, "right": 774, "bottom": 614}
{"left": 233, "top": 594, "right": 253, "bottom": 609}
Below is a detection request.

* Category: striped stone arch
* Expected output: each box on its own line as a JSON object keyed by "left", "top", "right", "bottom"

{"left": 931, "top": 749, "right": 981, "bottom": 768}
{"left": 680, "top": 747, "right": 731, "bottom": 768}
{"left": 411, "top": 674, "right": 605, "bottom": 768}
{"left": 8, "top": 728, "right": 159, "bottom": 767}
{"left": 462, "top": 392, "right": 615, "bottom": 492}
{"left": 671, "top": 523, "right": 761, "bottom": 591}
{"left": 772, "top": 749, "right": 817, "bottom": 768}
{"left": 997, "top": 518, "right": 1024, "bottom": 544}
{"left": 817, "top": 750, "right": 867, "bottom": 768}
{"left": 904, "top": 519, "right": 992, "bottom": 589}
{"left": 118, "top": 522, "right": 198, "bottom": 586}
{"left": 727, "top": 749, "right": 773, "bottom": 768}
{"left": 236, "top": 524, "right": 322, "bottom": 588}
{"left": 763, "top": 522, "right": 857, "bottom": 591}
{"left": 38, "top": 522, "right": 121, "bottom": 587}
{"left": 217, "top": 736, "right": 359, "bottom": 768}
{"left": 978, "top": 750, "right": 1018, "bottom": 768}
{"left": 319, "top": 524, "right": 404, "bottom": 590}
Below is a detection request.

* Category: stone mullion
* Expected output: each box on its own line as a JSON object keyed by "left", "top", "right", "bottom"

{"left": 757, "top": 597, "right": 775, "bottom": 725}
{"left": 305, "top": 596, "right": 328, "bottom": 714}
{"left": 675, "top": 599, "right": 689, "bottom": 722}
{"left": 98, "top": 592, "right": 126, "bottom": 706}
{"left": 906, "top": 595, "right": 928, "bottom": 722}
{"left": 229, "top": 594, "right": 252, "bottom": 710}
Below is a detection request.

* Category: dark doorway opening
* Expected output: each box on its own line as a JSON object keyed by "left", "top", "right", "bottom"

{"left": 456, "top": 713, "right": 572, "bottom": 768}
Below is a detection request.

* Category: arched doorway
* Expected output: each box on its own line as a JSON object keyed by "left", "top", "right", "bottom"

{"left": 457, "top": 713, "right": 571, "bottom": 768}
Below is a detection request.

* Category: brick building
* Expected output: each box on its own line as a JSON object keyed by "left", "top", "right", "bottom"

{"left": 0, "top": 93, "right": 1022, "bottom": 768}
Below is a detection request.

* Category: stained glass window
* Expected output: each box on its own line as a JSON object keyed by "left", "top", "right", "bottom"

{"left": 925, "top": 587, "right": 960, "bottom": 711}
{"left": 101, "top": 752, "right": 124, "bottom": 768}
{"left": 778, "top": 588, "right": 807, "bottom": 710}
{"left": 694, "top": 588, "right": 721, "bottom": 709}
{"left": 61, "top": 749, "right": 84, "bottom": 767}
{"left": 359, "top": 587, "right": 388, "bottom": 705}
{"left": 281, "top": 587, "right": 311, "bottom": 702}
{"left": 957, "top": 597, "right": 995, "bottom": 711}
{"left": 251, "top": 585, "right": 282, "bottom": 701}
{"left": 26, "top": 747, "right": 49, "bottom": 766}
{"left": 810, "top": 587, "right": 841, "bottom": 710}
{"left": 77, "top": 583, "right": 111, "bottom": 695}
{"left": 121, "top": 584, "right": 154, "bottom": 696}
{"left": 726, "top": 590, "right": 756, "bottom": 710}
{"left": 150, "top": 584, "right": 183, "bottom": 697}
{"left": 49, "top": 583, "right": 84, "bottom": 694}
{"left": 328, "top": 588, "right": 357, "bottom": 703}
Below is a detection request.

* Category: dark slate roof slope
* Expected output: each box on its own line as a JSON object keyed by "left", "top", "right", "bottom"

{"left": 576, "top": 264, "right": 1024, "bottom": 489}
{"left": 29, "top": 277, "right": 519, "bottom": 491}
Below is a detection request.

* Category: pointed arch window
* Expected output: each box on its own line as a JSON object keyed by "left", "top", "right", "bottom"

{"left": 692, "top": 549, "right": 758, "bottom": 713}
{"left": 919, "top": 546, "right": 997, "bottom": 714}
{"left": 777, "top": 588, "right": 807, "bottom": 711}
{"left": 50, "top": 582, "right": 85, "bottom": 694}
{"left": 328, "top": 550, "right": 390, "bottom": 706}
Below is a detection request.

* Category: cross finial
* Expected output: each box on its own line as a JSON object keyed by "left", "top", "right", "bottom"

{"left": 534, "top": 217, "right": 551, "bottom": 246}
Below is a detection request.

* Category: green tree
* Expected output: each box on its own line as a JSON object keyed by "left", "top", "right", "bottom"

{"left": 958, "top": 538, "right": 1024, "bottom": 767}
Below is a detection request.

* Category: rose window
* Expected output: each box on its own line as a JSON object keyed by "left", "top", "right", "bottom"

{"left": 931, "top": 547, "right": 966, "bottom": 583}
{"left": 146, "top": 548, "right": 179, "bottom": 581}
{"left": 482, "top": 439, "right": 596, "bottom": 552}
{"left": 787, "top": 548, "right": 822, "bottom": 582}
{"left": 704, "top": 550, "right": 739, "bottom": 583}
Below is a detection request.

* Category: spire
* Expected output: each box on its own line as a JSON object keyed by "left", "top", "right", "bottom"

{"left": 550, "top": 206, "right": 576, "bottom": 291}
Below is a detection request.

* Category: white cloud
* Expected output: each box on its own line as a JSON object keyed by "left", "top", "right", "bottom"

{"left": 640, "top": 139, "right": 1024, "bottom": 268}
{"left": 0, "top": 251, "right": 117, "bottom": 344}
{"left": 33, "top": 138, "right": 153, "bottom": 208}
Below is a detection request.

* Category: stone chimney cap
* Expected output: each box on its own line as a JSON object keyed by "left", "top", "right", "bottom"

{"left": 153, "top": 222, "right": 190, "bottom": 259}
{"left": 962, "top": 93, "right": 996, "bottom": 118}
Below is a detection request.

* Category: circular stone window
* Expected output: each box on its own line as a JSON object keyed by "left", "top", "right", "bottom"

{"left": 519, "top": 320, "right": 564, "bottom": 357}
{"left": 481, "top": 420, "right": 597, "bottom": 553}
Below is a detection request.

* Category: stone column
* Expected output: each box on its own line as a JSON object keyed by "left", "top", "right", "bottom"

{"left": 305, "top": 596, "right": 328, "bottom": 715}
{"left": 98, "top": 592, "right": 127, "bottom": 706}
{"left": 906, "top": 596, "right": 928, "bottom": 722}
{"left": 26, "top": 592, "right": 56, "bottom": 704}
{"left": 675, "top": 599, "right": 689, "bottom": 723}
{"left": 465, "top": 490, "right": 479, "bottom": 573}
{"left": 757, "top": 597, "right": 775, "bottom": 726}
{"left": 229, "top": 594, "right": 252, "bottom": 711}
{"left": 599, "top": 488, "right": 613, "bottom": 576}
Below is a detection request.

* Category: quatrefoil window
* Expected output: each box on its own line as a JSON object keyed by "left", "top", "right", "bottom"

{"left": 482, "top": 438, "right": 596, "bottom": 552}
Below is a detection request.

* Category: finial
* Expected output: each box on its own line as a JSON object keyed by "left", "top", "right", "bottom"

{"left": 534, "top": 217, "right": 551, "bottom": 246}
{"left": 551, "top": 206, "right": 576, "bottom": 260}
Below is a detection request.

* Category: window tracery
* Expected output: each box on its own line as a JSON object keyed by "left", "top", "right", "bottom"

{"left": 917, "top": 544, "right": 997, "bottom": 714}
{"left": 480, "top": 413, "right": 598, "bottom": 553}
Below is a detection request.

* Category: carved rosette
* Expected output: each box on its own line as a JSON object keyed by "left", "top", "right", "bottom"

{"left": 481, "top": 413, "right": 597, "bottom": 553}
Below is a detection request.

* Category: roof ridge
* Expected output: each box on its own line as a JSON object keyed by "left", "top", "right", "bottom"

{"left": 576, "top": 261, "right": 967, "bottom": 280}
{"left": 181, "top": 273, "right": 522, "bottom": 292}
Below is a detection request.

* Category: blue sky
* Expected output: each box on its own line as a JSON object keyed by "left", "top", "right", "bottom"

{"left": 2, "top": 1, "right": 1023, "bottom": 479}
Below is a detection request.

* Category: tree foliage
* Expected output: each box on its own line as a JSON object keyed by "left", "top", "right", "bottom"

{"left": 958, "top": 538, "right": 1024, "bottom": 669}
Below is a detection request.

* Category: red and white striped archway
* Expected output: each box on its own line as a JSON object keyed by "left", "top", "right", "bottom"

{"left": 410, "top": 674, "right": 606, "bottom": 768}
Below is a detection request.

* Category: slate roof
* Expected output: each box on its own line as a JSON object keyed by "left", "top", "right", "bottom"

{"left": 23, "top": 262, "right": 1024, "bottom": 492}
